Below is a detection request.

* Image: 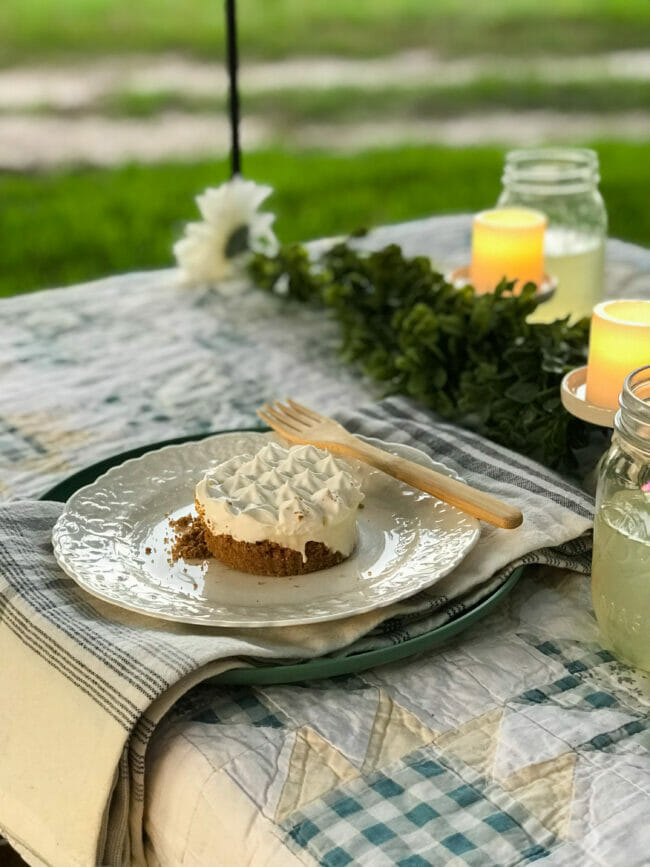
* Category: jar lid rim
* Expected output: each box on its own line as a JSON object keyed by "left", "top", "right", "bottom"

{"left": 504, "top": 147, "right": 599, "bottom": 165}
{"left": 502, "top": 148, "right": 600, "bottom": 191}
{"left": 615, "top": 365, "right": 650, "bottom": 446}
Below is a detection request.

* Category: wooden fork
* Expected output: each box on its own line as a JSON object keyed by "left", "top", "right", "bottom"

{"left": 257, "top": 399, "right": 523, "bottom": 530}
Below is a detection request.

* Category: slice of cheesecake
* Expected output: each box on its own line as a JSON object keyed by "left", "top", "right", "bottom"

{"left": 194, "top": 441, "right": 363, "bottom": 576}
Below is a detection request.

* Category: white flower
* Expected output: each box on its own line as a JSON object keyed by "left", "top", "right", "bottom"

{"left": 173, "top": 177, "right": 277, "bottom": 290}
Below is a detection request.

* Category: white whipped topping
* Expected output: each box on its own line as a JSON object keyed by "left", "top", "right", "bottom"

{"left": 195, "top": 441, "right": 364, "bottom": 560}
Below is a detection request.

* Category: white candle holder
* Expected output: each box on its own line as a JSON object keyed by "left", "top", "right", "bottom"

{"left": 448, "top": 266, "right": 557, "bottom": 304}
{"left": 562, "top": 299, "right": 650, "bottom": 430}
{"left": 561, "top": 365, "right": 616, "bottom": 428}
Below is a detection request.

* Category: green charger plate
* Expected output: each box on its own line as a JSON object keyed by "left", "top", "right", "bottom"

{"left": 41, "top": 431, "right": 524, "bottom": 685}
{"left": 215, "top": 566, "right": 522, "bottom": 685}
{"left": 40, "top": 428, "right": 261, "bottom": 504}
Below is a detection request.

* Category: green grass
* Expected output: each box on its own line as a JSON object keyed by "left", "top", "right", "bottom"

{"left": 1, "top": 0, "right": 650, "bottom": 64}
{"left": 92, "top": 78, "right": 650, "bottom": 122}
{"left": 1, "top": 142, "right": 648, "bottom": 298}
{"left": 249, "top": 79, "right": 650, "bottom": 123}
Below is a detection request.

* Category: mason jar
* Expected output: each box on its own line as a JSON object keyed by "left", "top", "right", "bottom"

{"left": 497, "top": 148, "right": 607, "bottom": 323}
{"left": 591, "top": 365, "right": 650, "bottom": 670}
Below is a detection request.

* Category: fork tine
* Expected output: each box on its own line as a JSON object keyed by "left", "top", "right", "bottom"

{"left": 287, "top": 398, "right": 325, "bottom": 423}
{"left": 273, "top": 400, "right": 314, "bottom": 428}
{"left": 256, "top": 408, "right": 276, "bottom": 429}
{"left": 260, "top": 403, "right": 302, "bottom": 433}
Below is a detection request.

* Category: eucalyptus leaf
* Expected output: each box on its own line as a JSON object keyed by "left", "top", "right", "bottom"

{"left": 249, "top": 241, "right": 592, "bottom": 472}
{"left": 505, "top": 381, "right": 538, "bottom": 403}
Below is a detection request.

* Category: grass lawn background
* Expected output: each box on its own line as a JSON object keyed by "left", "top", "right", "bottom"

{"left": 1, "top": 0, "right": 648, "bottom": 297}
{"left": 2, "top": 0, "right": 649, "bottom": 63}
{"left": 98, "top": 78, "right": 650, "bottom": 121}
{"left": 1, "top": 142, "right": 647, "bottom": 298}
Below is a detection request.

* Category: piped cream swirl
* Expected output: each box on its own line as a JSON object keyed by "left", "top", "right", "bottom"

{"left": 195, "top": 441, "right": 363, "bottom": 560}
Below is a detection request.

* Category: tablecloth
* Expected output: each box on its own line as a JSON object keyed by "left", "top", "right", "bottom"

{"left": 0, "top": 397, "right": 595, "bottom": 867}
{"left": 3, "top": 215, "right": 650, "bottom": 504}
{"left": 1, "top": 215, "right": 649, "bottom": 867}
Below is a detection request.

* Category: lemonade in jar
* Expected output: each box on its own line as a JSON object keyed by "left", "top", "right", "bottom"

{"left": 592, "top": 366, "right": 650, "bottom": 670}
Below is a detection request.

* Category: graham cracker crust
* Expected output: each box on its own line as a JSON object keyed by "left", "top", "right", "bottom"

{"left": 168, "top": 506, "right": 347, "bottom": 576}
{"left": 168, "top": 513, "right": 211, "bottom": 562}
{"left": 203, "top": 531, "right": 345, "bottom": 576}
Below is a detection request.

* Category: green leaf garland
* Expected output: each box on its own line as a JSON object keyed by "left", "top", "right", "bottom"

{"left": 249, "top": 240, "right": 602, "bottom": 473}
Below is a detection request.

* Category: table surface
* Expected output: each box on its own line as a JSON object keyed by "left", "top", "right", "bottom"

{"left": 2, "top": 215, "right": 650, "bottom": 867}
{"left": 3, "top": 214, "right": 650, "bottom": 506}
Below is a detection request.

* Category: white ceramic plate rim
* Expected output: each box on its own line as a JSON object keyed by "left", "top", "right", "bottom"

{"left": 52, "top": 432, "right": 480, "bottom": 627}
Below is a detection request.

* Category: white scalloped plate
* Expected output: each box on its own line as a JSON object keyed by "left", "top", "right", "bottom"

{"left": 52, "top": 432, "right": 480, "bottom": 627}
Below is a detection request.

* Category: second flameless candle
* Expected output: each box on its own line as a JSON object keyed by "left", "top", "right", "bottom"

{"left": 585, "top": 300, "right": 650, "bottom": 410}
{"left": 470, "top": 207, "right": 547, "bottom": 293}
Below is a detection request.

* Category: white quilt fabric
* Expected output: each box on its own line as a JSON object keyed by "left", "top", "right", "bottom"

{"left": 0, "top": 217, "right": 648, "bottom": 866}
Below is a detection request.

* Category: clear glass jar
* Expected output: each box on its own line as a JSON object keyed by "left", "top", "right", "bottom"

{"left": 592, "top": 365, "right": 650, "bottom": 670}
{"left": 497, "top": 148, "right": 607, "bottom": 323}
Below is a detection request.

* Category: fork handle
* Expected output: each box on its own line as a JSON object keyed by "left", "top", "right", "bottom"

{"left": 329, "top": 438, "right": 523, "bottom": 530}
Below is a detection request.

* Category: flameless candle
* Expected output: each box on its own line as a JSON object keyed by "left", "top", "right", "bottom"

{"left": 471, "top": 207, "right": 546, "bottom": 293}
{"left": 585, "top": 300, "right": 650, "bottom": 409}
